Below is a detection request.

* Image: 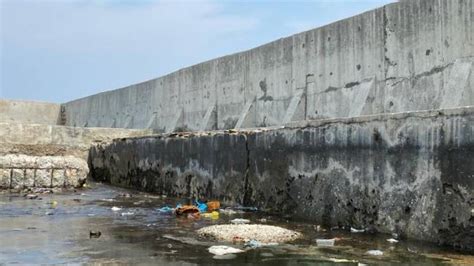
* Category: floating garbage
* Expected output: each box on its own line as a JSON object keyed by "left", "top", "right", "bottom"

{"left": 387, "top": 238, "right": 399, "bottom": 243}
{"left": 350, "top": 227, "right": 365, "bottom": 233}
{"left": 231, "top": 218, "right": 250, "bottom": 224}
{"left": 25, "top": 194, "right": 38, "bottom": 200}
{"left": 111, "top": 206, "right": 122, "bottom": 212}
{"left": 316, "top": 238, "right": 336, "bottom": 247}
{"left": 202, "top": 211, "right": 219, "bottom": 219}
{"left": 233, "top": 206, "right": 258, "bottom": 212}
{"left": 207, "top": 201, "right": 220, "bottom": 211}
{"left": 158, "top": 206, "right": 174, "bottom": 214}
{"left": 121, "top": 212, "right": 134, "bottom": 216}
{"left": 175, "top": 205, "right": 200, "bottom": 217}
{"left": 244, "top": 239, "right": 262, "bottom": 249}
{"left": 89, "top": 231, "right": 101, "bottom": 238}
{"left": 366, "top": 250, "right": 384, "bottom": 256}
{"left": 195, "top": 200, "right": 208, "bottom": 213}
{"left": 208, "top": 245, "right": 244, "bottom": 256}
{"left": 220, "top": 209, "right": 239, "bottom": 215}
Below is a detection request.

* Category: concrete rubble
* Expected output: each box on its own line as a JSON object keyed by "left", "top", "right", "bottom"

{"left": 197, "top": 224, "right": 302, "bottom": 243}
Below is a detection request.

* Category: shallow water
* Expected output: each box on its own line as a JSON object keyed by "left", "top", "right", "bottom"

{"left": 0, "top": 183, "right": 472, "bottom": 265}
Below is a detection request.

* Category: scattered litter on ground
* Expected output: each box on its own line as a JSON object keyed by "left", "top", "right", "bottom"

{"left": 208, "top": 245, "right": 244, "bottom": 256}
{"left": 220, "top": 209, "right": 240, "bottom": 215}
{"left": 327, "top": 258, "right": 358, "bottom": 263}
{"left": 198, "top": 224, "right": 301, "bottom": 243}
{"left": 158, "top": 206, "right": 174, "bottom": 214}
{"left": 207, "top": 201, "right": 220, "bottom": 211}
{"left": 316, "top": 238, "right": 336, "bottom": 247}
{"left": 202, "top": 211, "right": 219, "bottom": 219}
{"left": 244, "top": 239, "right": 262, "bottom": 248}
{"left": 175, "top": 205, "right": 200, "bottom": 217}
{"left": 366, "top": 250, "right": 384, "bottom": 256}
{"left": 231, "top": 218, "right": 250, "bottom": 224}
{"left": 195, "top": 201, "right": 208, "bottom": 213}
{"left": 25, "top": 194, "right": 38, "bottom": 200}
{"left": 350, "top": 227, "right": 365, "bottom": 233}
{"left": 387, "top": 238, "right": 399, "bottom": 243}
{"left": 212, "top": 254, "right": 238, "bottom": 260}
{"left": 101, "top": 198, "right": 115, "bottom": 202}
{"left": 89, "top": 231, "right": 101, "bottom": 238}
{"left": 111, "top": 206, "right": 122, "bottom": 211}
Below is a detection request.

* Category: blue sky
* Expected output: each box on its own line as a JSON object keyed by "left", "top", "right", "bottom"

{"left": 1, "top": 0, "right": 395, "bottom": 103}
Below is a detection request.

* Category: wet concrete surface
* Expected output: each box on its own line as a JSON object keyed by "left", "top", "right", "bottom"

{"left": 0, "top": 183, "right": 473, "bottom": 265}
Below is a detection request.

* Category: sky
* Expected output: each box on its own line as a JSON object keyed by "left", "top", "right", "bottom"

{"left": 1, "top": 0, "right": 395, "bottom": 103}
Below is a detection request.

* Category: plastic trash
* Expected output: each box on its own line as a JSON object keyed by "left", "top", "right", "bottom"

{"left": 207, "top": 201, "right": 220, "bottom": 211}
{"left": 316, "top": 238, "right": 335, "bottom": 247}
{"left": 220, "top": 209, "right": 239, "bottom": 215}
{"left": 202, "top": 211, "right": 219, "bottom": 219}
{"left": 175, "top": 205, "right": 200, "bottom": 216}
{"left": 208, "top": 245, "right": 244, "bottom": 256}
{"left": 386, "top": 238, "right": 399, "bottom": 243}
{"left": 244, "top": 239, "right": 262, "bottom": 249}
{"left": 121, "top": 212, "right": 134, "bottom": 216}
{"left": 158, "top": 206, "right": 174, "bottom": 214}
{"left": 111, "top": 206, "right": 122, "bottom": 211}
{"left": 231, "top": 218, "right": 250, "bottom": 224}
{"left": 350, "top": 227, "right": 365, "bottom": 233}
{"left": 234, "top": 206, "right": 258, "bottom": 212}
{"left": 195, "top": 200, "right": 208, "bottom": 213}
{"left": 366, "top": 250, "right": 384, "bottom": 256}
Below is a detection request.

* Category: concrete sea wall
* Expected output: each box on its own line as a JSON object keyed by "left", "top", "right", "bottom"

{"left": 89, "top": 107, "right": 474, "bottom": 250}
{"left": 0, "top": 99, "right": 62, "bottom": 125}
{"left": 63, "top": 0, "right": 473, "bottom": 132}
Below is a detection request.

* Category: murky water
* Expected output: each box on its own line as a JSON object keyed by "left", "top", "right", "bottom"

{"left": 0, "top": 183, "right": 472, "bottom": 265}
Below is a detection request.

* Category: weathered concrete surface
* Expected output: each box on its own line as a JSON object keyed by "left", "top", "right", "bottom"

{"left": 0, "top": 99, "right": 61, "bottom": 125}
{"left": 89, "top": 107, "right": 474, "bottom": 250}
{"left": 0, "top": 123, "right": 153, "bottom": 189}
{"left": 0, "top": 154, "right": 88, "bottom": 188}
{"left": 63, "top": 0, "right": 473, "bottom": 132}
{"left": 0, "top": 122, "right": 153, "bottom": 160}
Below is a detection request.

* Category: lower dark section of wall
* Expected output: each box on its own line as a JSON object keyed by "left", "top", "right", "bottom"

{"left": 89, "top": 107, "right": 474, "bottom": 251}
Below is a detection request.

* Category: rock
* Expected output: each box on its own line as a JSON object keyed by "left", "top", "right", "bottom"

{"left": 197, "top": 224, "right": 301, "bottom": 243}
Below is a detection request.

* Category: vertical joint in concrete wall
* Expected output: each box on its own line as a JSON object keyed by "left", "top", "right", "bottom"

{"left": 146, "top": 113, "right": 158, "bottom": 129}
{"left": 123, "top": 116, "right": 134, "bottom": 129}
{"left": 167, "top": 108, "right": 184, "bottom": 133}
{"left": 58, "top": 105, "right": 67, "bottom": 126}
{"left": 235, "top": 97, "right": 256, "bottom": 129}
{"left": 200, "top": 105, "right": 217, "bottom": 131}
{"left": 282, "top": 89, "right": 306, "bottom": 124}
